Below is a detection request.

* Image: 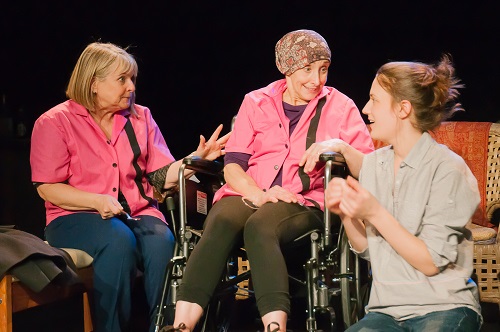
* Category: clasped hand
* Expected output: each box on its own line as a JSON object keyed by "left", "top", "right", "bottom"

{"left": 325, "top": 175, "right": 380, "bottom": 221}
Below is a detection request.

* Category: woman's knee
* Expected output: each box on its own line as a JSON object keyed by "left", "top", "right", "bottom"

{"left": 133, "top": 217, "right": 174, "bottom": 251}
{"left": 414, "top": 307, "right": 482, "bottom": 332}
{"left": 204, "top": 197, "right": 249, "bottom": 235}
{"left": 148, "top": 225, "right": 175, "bottom": 256}
{"left": 103, "top": 221, "right": 137, "bottom": 252}
{"left": 244, "top": 206, "right": 288, "bottom": 246}
{"left": 138, "top": 223, "right": 176, "bottom": 267}
{"left": 244, "top": 216, "right": 274, "bottom": 245}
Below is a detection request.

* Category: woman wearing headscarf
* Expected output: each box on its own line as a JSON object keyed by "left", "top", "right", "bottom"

{"left": 166, "top": 29, "right": 374, "bottom": 332}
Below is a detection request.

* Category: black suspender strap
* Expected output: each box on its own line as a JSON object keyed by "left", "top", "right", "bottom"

{"left": 306, "top": 96, "right": 326, "bottom": 149}
{"left": 299, "top": 96, "right": 327, "bottom": 192}
{"left": 124, "top": 119, "right": 154, "bottom": 205}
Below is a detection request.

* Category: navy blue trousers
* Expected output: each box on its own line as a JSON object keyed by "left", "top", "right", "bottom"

{"left": 45, "top": 213, "right": 175, "bottom": 332}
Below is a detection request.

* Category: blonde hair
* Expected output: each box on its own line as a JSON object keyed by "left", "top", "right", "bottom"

{"left": 376, "top": 54, "right": 463, "bottom": 132}
{"left": 66, "top": 42, "right": 138, "bottom": 114}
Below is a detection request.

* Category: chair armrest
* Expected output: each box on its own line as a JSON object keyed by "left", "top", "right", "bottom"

{"left": 183, "top": 156, "right": 224, "bottom": 176}
{"left": 485, "top": 202, "right": 500, "bottom": 242}
{"left": 487, "top": 201, "right": 500, "bottom": 228}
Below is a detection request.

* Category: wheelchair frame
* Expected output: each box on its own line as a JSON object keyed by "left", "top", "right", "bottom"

{"left": 154, "top": 152, "right": 370, "bottom": 332}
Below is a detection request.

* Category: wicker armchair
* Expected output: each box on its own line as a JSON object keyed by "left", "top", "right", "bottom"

{"left": 430, "top": 122, "right": 500, "bottom": 305}
{"left": 371, "top": 122, "right": 500, "bottom": 304}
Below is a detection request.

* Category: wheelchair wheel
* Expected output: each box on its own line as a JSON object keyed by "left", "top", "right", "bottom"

{"left": 339, "top": 228, "right": 371, "bottom": 329}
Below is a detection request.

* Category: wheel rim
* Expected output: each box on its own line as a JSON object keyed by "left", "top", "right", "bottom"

{"left": 339, "top": 228, "right": 371, "bottom": 328}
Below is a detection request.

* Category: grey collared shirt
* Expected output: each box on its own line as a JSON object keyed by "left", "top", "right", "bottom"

{"left": 358, "top": 132, "right": 482, "bottom": 320}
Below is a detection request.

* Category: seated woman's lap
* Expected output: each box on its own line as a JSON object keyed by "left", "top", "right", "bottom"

{"left": 199, "top": 197, "right": 323, "bottom": 258}
{"left": 45, "top": 213, "right": 138, "bottom": 258}
{"left": 244, "top": 201, "right": 323, "bottom": 245}
{"left": 45, "top": 213, "right": 174, "bottom": 273}
{"left": 347, "top": 308, "right": 482, "bottom": 332}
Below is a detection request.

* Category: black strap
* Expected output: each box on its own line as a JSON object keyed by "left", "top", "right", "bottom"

{"left": 118, "top": 189, "right": 132, "bottom": 214}
{"left": 299, "top": 96, "right": 327, "bottom": 192}
{"left": 305, "top": 96, "right": 326, "bottom": 149}
{"left": 124, "top": 119, "right": 155, "bottom": 205}
{"left": 305, "top": 198, "right": 321, "bottom": 210}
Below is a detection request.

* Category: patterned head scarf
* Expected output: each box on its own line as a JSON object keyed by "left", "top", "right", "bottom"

{"left": 275, "top": 29, "right": 331, "bottom": 75}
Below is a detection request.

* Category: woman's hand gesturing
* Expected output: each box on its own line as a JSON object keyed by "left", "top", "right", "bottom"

{"left": 193, "top": 124, "right": 231, "bottom": 161}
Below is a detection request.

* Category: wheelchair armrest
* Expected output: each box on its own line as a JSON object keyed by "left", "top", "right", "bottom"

{"left": 320, "top": 152, "right": 348, "bottom": 179}
{"left": 183, "top": 156, "right": 224, "bottom": 176}
{"left": 319, "top": 151, "right": 346, "bottom": 164}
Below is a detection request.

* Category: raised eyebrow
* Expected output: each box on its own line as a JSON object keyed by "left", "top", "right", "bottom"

{"left": 117, "top": 70, "right": 134, "bottom": 77}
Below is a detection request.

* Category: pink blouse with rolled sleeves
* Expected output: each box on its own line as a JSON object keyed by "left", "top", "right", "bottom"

{"left": 214, "top": 79, "right": 374, "bottom": 210}
{"left": 30, "top": 100, "right": 175, "bottom": 225}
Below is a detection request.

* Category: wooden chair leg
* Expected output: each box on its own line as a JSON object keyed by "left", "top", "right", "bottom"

{"left": 0, "top": 275, "right": 13, "bottom": 332}
{"left": 1, "top": 272, "right": 94, "bottom": 332}
{"left": 83, "top": 291, "right": 93, "bottom": 332}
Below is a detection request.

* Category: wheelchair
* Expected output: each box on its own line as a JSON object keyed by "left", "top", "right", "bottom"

{"left": 154, "top": 152, "right": 371, "bottom": 332}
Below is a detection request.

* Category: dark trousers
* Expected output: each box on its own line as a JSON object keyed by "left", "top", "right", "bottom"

{"left": 45, "top": 213, "right": 175, "bottom": 332}
{"left": 177, "top": 196, "right": 323, "bottom": 316}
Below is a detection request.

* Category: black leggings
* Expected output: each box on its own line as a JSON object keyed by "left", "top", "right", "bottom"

{"left": 176, "top": 196, "right": 323, "bottom": 316}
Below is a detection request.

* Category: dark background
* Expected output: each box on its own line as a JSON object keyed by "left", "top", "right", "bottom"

{"left": 1, "top": 0, "right": 499, "bottom": 237}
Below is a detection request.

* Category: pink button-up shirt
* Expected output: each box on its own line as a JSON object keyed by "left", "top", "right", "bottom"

{"left": 214, "top": 79, "right": 374, "bottom": 210}
{"left": 30, "top": 100, "right": 175, "bottom": 225}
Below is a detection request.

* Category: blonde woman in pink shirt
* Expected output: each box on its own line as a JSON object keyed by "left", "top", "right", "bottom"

{"left": 30, "top": 42, "right": 229, "bottom": 332}
{"left": 165, "top": 30, "right": 373, "bottom": 332}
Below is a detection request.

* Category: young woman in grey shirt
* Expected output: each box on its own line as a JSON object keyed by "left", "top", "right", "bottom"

{"left": 324, "top": 55, "right": 482, "bottom": 331}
